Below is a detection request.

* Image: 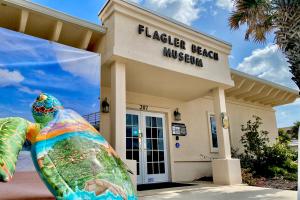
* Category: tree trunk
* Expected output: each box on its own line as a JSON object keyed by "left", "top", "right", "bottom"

{"left": 274, "top": 3, "right": 300, "bottom": 92}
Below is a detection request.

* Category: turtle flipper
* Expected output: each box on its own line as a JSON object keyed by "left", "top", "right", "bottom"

{"left": 0, "top": 117, "right": 31, "bottom": 182}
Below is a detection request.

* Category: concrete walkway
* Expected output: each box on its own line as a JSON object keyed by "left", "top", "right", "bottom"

{"left": 138, "top": 182, "right": 297, "bottom": 200}
{"left": 1, "top": 172, "right": 296, "bottom": 200}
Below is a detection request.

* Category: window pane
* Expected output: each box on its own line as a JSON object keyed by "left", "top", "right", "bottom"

{"left": 126, "top": 126, "right": 132, "bottom": 137}
{"left": 158, "top": 128, "right": 163, "bottom": 138}
{"left": 133, "top": 115, "right": 138, "bottom": 126}
{"left": 152, "top": 117, "right": 157, "bottom": 127}
{"left": 133, "top": 150, "right": 139, "bottom": 162}
{"left": 147, "top": 151, "right": 152, "bottom": 162}
{"left": 126, "top": 114, "right": 132, "bottom": 125}
{"left": 147, "top": 163, "right": 153, "bottom": 174}
{"left": 126, "top": 151, "right": 132, "bottom": 160}
{"left": 146, "top": 139, "right": 152, "bottom": 150}
{"left": 210, "top": 115, "right": 218, "bottom": 148}
{"left": 152, "top": 128, "right": 158, "bottom": 138}
{"left": 146, "top": 117, "right": 151, "bottom": 127}
{"left": 152, "top": 139, "right": 158, "bottom": 150}
{"left": 212, "top": 134, "right": 218, "bottom": 148}
{"left": 159, "top": 151, "right": 164, "bottom": 161}
{"left": 157, "top": 118, "right": 162, "bottom": 127}
{"left": 126, "top": 138, "right": 132, "bottom": 149}
{"left": 153, "top": 151, "right": 158, "bottom": 162}
{"left": 137, "top": 163, "right": 140, "bottom": 175}
{"left": 153, "top": 163, "right": 159, "bottom": 174}
{"left": 132, "top": 126, "right": 139, "bottom": 137}
{"left": 146, "top": 128, "right": 151, "bottom": 138}
{"left": 133, "top": 138, "right": 139, "bottom": 150}
{"left": 158, "top": 139, "right": 164, "bottom": 150}
{"left": 159, "top": 163, "right": 165, "bottom": 174}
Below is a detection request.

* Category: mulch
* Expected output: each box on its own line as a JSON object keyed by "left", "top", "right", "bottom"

{"left": 254, "top": 177, "right": 297, "bottom": 191}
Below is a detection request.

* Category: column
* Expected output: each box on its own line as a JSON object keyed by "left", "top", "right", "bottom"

{"left": 212, "top": 87, "right": 231, "bottom": 159}
{"left": 212, "top": 87, "right": 242, "bottom": 185}
{"left": 110, "top": 61, "right": 126, "bottom": 161}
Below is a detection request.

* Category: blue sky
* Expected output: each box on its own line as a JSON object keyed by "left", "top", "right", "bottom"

{"left": 1, "top": 0, "right": 299, "bottom": 128}
{"left": 0, "top": 27, "right": 100, "bottom": 121}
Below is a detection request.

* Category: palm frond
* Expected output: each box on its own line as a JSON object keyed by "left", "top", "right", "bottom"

{"left": 229, "top": 0, "right": 274, "bottom": 42}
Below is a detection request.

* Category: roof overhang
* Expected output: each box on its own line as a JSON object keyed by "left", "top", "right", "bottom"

{"left": 227, "top": 69, "right": 299, "bottom": 107}
{"left": 0, "top": 0, "right": 106, "bottom": 52}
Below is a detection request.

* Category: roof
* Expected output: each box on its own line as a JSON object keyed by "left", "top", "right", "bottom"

{"left": 0, "top": 0, "right": 106, "bottom": 52}
{"left": 6, "top": 0, "right": 105, "bottom": 33}
{"left": 226, "top": 69, "right": 299, "bottom": 106}
{"left": 231, "top": 69, "right": 299, "bottom": 95}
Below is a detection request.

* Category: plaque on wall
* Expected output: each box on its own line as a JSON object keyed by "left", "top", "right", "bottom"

{"left": 172, "top": 123, "right": 187, "bottom": 136}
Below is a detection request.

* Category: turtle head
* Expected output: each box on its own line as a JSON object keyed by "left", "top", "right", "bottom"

{"left": 32, "top": 93, "right": 63, "bottom": 127}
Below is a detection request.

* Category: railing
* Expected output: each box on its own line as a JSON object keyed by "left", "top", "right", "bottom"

{"left": 83, "top": 112, "right": 100, "bottom": 131}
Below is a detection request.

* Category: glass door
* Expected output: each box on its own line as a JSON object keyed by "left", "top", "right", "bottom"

{"left": 126, "top": 110, "right": 142, "bottom": 184}
{"left": 142, "top": 112, "right": 169, "bottom": 184}
{"left": 126, "top": 110, "right": 169, "bottom": 184}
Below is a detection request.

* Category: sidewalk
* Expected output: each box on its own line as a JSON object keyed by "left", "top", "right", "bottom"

{"left": 0, "top": 172, "right": 296, "bottom": 200}
{"left": 138, "top": 182, "right": 297, "bottom": 200}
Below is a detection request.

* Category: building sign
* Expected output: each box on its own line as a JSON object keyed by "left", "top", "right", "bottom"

{"left": 138, "top": 24, "right": 219, "bottom": 68}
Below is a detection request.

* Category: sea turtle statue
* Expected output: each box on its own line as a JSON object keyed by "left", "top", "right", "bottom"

{"left": 0, "top": 93, "right": 137, "bottom": 200}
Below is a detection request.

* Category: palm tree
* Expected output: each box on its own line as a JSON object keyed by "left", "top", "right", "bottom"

{"left": 229, "top": 0, "right": 300, "bottom": 92}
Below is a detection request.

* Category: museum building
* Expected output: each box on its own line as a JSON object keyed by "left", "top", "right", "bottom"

{"left": 0, "top": 0, "right": 299, "bottom": 186}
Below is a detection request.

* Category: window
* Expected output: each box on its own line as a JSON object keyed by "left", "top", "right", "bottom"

{"left": 208, "top": 112, "right": 219, "bottom": 152}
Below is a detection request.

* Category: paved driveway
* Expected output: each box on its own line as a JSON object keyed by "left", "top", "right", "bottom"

{"left": 138, "top": 182, "right": 297, "bottom": 200}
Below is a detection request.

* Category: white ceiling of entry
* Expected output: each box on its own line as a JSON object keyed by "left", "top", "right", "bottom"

{"left": 101, "top": 59, "right": 230, "bottom": 101}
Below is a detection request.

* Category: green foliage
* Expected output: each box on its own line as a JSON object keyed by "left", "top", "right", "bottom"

{"left": 239, "top": 116, "right": 269, "bottom": 167}
{"left": 40, "top": 137, "right": 134, "bottom": 198}
{"left": 288, "top": 121, "right": 300, "bottom": 139}
{"left": 0, "top": 117, "right": 28, "bottom": 182}
{"left": 241, "top": 168, "right": 257, "bottom": 186}
{"left": 229, "top": 0, "right": 300, "bottom": 91}
{"left": 278, "top": 128, "right": 291, "bottom": 144}
{"left": 237, "top": 116, "right": 298, "bottom": 181}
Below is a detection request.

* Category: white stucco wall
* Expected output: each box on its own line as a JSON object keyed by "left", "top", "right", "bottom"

{"left": 100, "top": 87, "right": 278, "bottom": 182}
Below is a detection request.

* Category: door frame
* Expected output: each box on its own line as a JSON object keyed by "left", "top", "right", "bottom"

{"left": 126, "top": 109, "right": 170, "bottom": 185}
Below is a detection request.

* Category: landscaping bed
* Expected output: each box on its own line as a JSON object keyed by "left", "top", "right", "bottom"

{"left": 253, "top": 177, "right": 297, "bottom": 191}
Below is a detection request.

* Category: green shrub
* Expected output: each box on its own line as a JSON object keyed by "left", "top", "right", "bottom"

{"left": 289, "top": 121, "right": 300, "bottom": 139}
{"left": 241, "top": 168, "right": 256, "bottom": 185}
{"left": 237, "top": 116, "right": 298, "bottom": 181}
{"left": 278, "top": 129, "right": 291, "bottom": 144}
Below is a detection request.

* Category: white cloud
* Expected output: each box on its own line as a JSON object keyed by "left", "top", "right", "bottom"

{"left": 0, "top": 68, "right": 24, "bottom": 87}
{"left": 237, "top": 44, "right": 297, "bottom": 89}
{"left": 142, "top": 0, "right": 204, "bottom": 25}
{"left": 0, "top": 28, "right": 100, "bottom": 85}
{"left": 18, "top": 86, "right": 41, "bottom": 95}
{"left": 53, "top": 46, "right": 101, "bottom": 85}
{"left": 215, "top": 0, "right": 234, "bottom": 11}
{"left": 212, "top": 10, "right": 218, "bottom": 16}
{"left": 275, "top": 99, "right": 300, "bottom": 127}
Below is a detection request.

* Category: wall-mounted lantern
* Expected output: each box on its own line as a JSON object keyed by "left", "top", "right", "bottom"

{"left": 173, "top": 108, "right": 181, "bottom": 121}
{"left": 101, "top": 97, "right": 110, "bottom": 113}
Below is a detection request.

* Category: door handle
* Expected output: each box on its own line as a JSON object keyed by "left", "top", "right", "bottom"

{"left": 138, "top": 132, "right": 143, "bottom": 150}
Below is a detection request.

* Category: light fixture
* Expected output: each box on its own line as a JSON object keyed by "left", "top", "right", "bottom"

{"left": 173, "top": 108, "right": 181, "bottom": 121}
{"left": 101, "top": 97, "right": 110, "bottom": 113}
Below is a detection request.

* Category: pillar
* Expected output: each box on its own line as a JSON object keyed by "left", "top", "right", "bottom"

{"left": 213, "top": 87, "right": 231, "bottom": 159}
{"left": 110, "top": 61, "right": 126, "bottom": 161}
{"left": 212, "top": 87, "right": 242, "bottom": 185}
